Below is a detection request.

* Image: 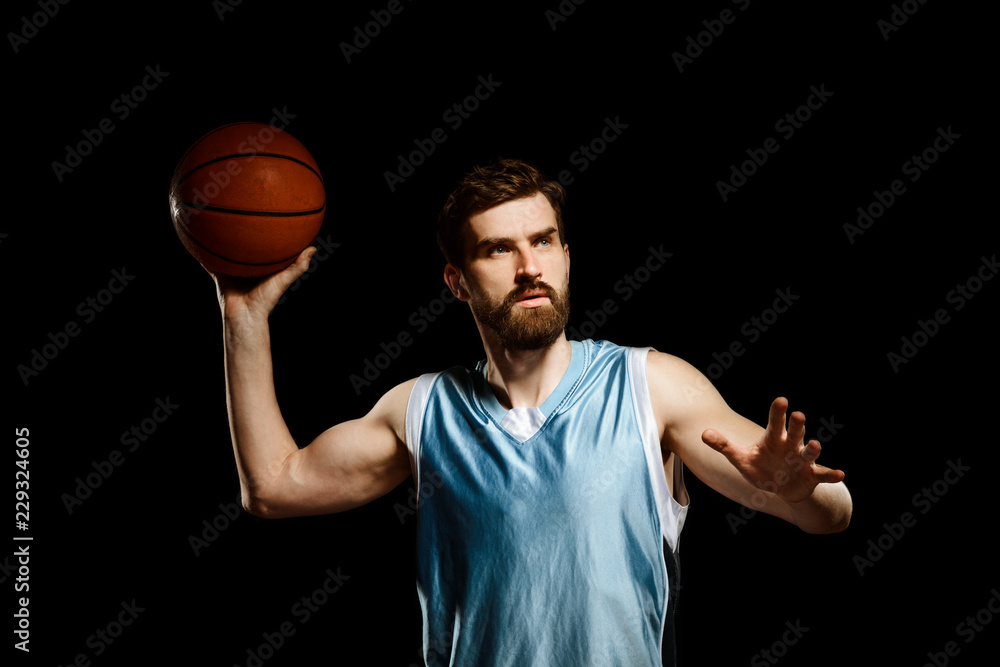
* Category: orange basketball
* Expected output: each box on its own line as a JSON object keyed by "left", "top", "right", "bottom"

{"left": 169, "top": 122, "right": 325, "bottom": 277}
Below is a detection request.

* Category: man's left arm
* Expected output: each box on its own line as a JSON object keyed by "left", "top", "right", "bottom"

{"left": 646, "top": 351, "right": 852, "bottom": 534}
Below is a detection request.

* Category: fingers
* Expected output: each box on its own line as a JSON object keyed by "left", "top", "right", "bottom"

{"left": 801, "top": 439, "right": 821, "bottom": 463}
{"left": 811, "top": 463, "right": 846, "bottom": 484}
{"left": 798, "top": 440, "right": 845, "bottom": 483}
{"left": 768, "top": 397, "right": 810, "bottom": 449}
{"left": 787, "top": 411, "right": 807, "bottom": 446}
{"left": 766, "top": 396, "right": 789, "bottom": 437}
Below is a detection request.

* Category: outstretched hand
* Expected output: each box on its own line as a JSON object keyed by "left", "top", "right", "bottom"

{"left": 701, "top": 397, "right": 845, "bottom": 504}
{"left": 210, "top": 247, "right": 317, "bottom": 323}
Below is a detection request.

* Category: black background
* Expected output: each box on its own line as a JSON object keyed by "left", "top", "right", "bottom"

{"left": 7, "top": 1, "right": 996, "bottom": 665}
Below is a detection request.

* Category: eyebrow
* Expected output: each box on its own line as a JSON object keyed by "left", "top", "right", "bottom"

{"left": 475, "top": 226, "right": 559, "bottom": 251}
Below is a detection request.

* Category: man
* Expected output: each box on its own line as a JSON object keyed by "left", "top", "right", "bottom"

{"left": 213, "top": 158, "right": 851, "bottom": 666}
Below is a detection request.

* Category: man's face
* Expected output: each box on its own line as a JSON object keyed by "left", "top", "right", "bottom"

{"left": 446, "top": 192, "right": 571, "bottom": 351}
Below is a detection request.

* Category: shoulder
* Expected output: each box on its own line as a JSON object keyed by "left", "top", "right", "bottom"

{"left": 378, "top": 376, "right": 422, "bottom": 407}
{"left": 373, "top": 365, "right": 466, "bottom": 416}
{"left": 644, "top": 349, "right": 729, "bottom": 430}
{"left": 645, "top": 349, "right": 703, "bottom": 386}
{"left": 577, "top": 340, "right": 700, "bottom": 394}
{"left": 369, "top": 367, "right": 467, "bottom": 444}
{"left": 366, "top": 377, "right": 422, "bottom": 445}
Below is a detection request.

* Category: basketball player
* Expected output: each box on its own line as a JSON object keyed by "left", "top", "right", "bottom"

{"left": 213, "top": 159, "right": 851, "bottom": 666}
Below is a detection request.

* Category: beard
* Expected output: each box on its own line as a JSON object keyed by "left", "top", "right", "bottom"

{"left": 469, "top": 279, "right": 571, "bottom": 351}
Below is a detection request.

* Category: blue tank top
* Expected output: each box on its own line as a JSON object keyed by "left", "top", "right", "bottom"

{"left": 404, "top": 339, "right": 688, "bottom": 666}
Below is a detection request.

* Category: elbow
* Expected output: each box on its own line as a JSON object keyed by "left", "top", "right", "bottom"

{"left": 243, "top": 495, "right": 291, "bottom": 519}
{"left": 829, "top": 485, "right": 854, "bottom": 533}
{"left": 801, "top": 500, "right": 853, "bottom": 535}
{"left": 832, "top": 503, "right": 853, "bottom": 533}
{"left": 241, "top": 494, "right": 270, "bottom": 518}
{"left": 239, "top": 461, "right": 296, "bottom": 519}
{"left": 799, "top": 517, "right": 849, "bottom": 535}
{"left": 241, "top": 485, "right": 285, "bottom": 519}
{"left": 818, "top": 512, "right": 851, "bottom": 534}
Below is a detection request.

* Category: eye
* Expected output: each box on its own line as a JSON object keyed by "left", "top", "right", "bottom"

{"left": 536, "top": 237, "right": 552, "bottom": 247}
{"left": 488, "top": 245, "right": 509, "bottom": 256}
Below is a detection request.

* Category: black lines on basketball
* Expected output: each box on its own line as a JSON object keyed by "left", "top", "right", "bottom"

{"left": 180, "top": 203, "right": 327, "bottom": 217}
{"left": 175, "top": 152, "right": 324, "bottom": 187}
{"left": 175, "top": 222, "right": 305, "bottom": 267}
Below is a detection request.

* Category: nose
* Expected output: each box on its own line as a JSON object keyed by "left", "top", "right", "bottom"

{"left": 515, "top": 247, "right": 541, "bottom": 283}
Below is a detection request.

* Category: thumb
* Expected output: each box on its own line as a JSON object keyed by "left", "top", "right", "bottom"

{"left": 266, "top": 246, "right": 317, "bottom": 293}
{"left": 237, "top": 246, "right": 318, "bottom": 316}
{"left": 701, "top": 429, "right": 734, "bottom": 456}
{"left": 282, "top": 246, "right": 317, "bottom": 281}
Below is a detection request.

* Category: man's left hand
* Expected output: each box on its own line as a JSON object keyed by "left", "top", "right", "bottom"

{"left": 701, "top": 397, "right": 846, "bottom": 504}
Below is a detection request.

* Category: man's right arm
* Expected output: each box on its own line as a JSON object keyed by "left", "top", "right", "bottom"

{"left": 218, "top": 247, "right": 413, "bottom": 519}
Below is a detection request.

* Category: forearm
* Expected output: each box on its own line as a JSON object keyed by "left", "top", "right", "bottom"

{"left": 223, "top": 312, "right": 298, "bottom": 514}
{"left": 783, "top": 481, "right": 852, "bottom": 534}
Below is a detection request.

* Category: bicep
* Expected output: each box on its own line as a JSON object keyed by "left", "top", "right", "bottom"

{"left": 647, "top": 352, "right": 793, "bottom": 522}
{"left": 265, "top": 379, "right": 416, "bottom": 518}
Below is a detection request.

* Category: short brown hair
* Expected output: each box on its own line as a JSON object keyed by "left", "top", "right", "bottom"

{"left": 437, "top": 158, "right": 567, "bottom": 267}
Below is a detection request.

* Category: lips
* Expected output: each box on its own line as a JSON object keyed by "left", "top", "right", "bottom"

{"left": 512, "top": 287, "right": 552, "bottom": 309}
{"left": 516, "top": 289, "right": 550, "bottom": 302}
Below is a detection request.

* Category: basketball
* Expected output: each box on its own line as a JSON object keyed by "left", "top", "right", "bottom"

{"left": 168, "top": 122, "right": 326, "bottom": 277}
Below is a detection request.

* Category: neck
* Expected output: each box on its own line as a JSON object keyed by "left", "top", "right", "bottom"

{"left": 478, "top": 329, "right": 572, "bottom": 410}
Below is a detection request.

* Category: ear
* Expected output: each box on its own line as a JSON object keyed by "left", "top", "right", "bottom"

{"left": 564, "top": 243, "right": 570, "bottom": 279}
{"left": 444, "top": 263, "right": 471, "bottom": 302}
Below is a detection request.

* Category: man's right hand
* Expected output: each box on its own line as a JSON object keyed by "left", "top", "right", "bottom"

{"left": 211, "top": 246, "right": 317, "bottom": 325}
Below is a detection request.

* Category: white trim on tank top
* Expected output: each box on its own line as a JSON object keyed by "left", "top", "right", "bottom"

{"left": 628, "top": 346, "right": 690, "bottom": 553}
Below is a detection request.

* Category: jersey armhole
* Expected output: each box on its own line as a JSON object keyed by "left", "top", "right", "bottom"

{"left": 404, "top": 372, "right": 442, "bottom": 492}
{"left": 628, "top": 346, "right": 690, "bottom": 553}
